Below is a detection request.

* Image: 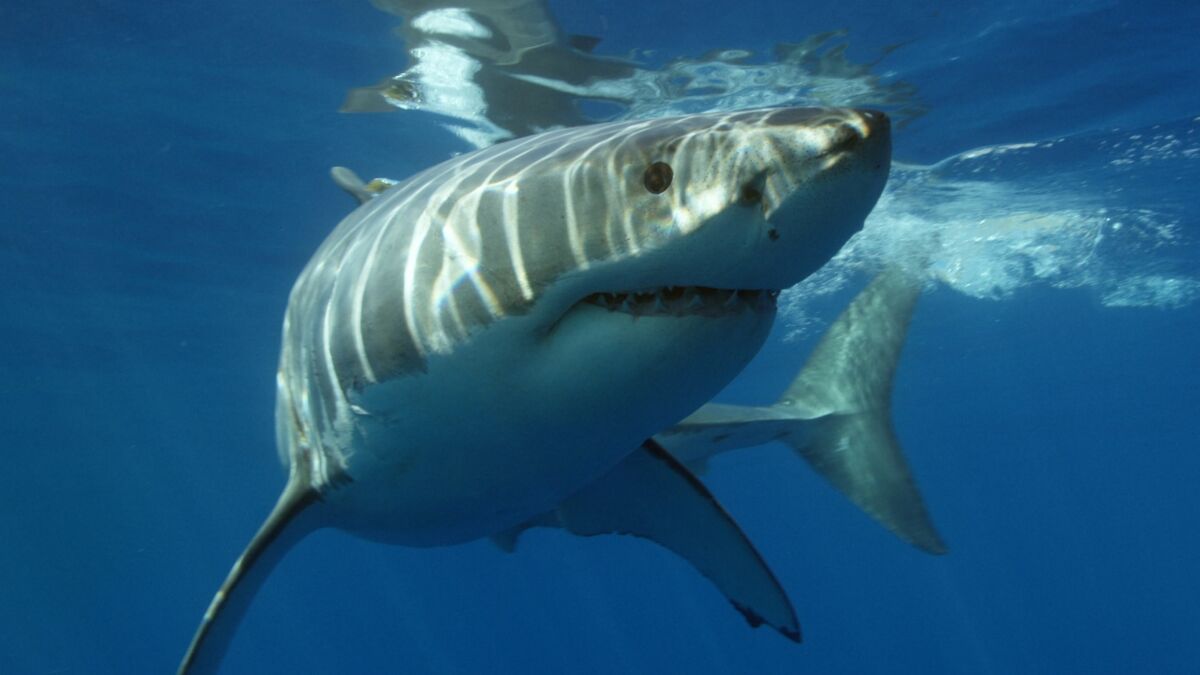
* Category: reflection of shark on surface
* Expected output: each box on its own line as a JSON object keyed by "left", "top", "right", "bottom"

{"left": 178, "top": 106, "right": 935, "bottom": 673}
{"left": 342, "top": 0, "right": 636, "bottom": 145}
{"left": 343, "top": 0, "right": 924, "bottom": 147}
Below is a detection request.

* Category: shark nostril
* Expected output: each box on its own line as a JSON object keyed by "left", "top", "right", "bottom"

{"left": 858, "top": 109, "right": 890, "bottom": 136}
{"left": 740, "top": 184, "right": 763, "bottom": 205}
{"left": 830, "top": 125, "right": 862, "bottom": 153}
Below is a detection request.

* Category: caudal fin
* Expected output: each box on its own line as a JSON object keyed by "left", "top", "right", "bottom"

{"left": 178, "top": 475, "right": 320, "bottom": 674}
{"left": 780, "top": 269, "right": 946, "bottom": 554}
{"left": 658, "top": 269, "right": 945, "bottom": 554}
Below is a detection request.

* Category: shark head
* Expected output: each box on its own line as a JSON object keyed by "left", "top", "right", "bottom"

{"left": 530, "top": 107, "right": 891, "bottom": 324}
{"left": 502, "top": 108, "right": 892, "bottom": 490}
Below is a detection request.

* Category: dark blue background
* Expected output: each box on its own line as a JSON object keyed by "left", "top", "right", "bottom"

{"left": 2, "top": 1, "right": 1197, "bottom": 673}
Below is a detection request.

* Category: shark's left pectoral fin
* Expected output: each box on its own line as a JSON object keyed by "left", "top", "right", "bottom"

{"left": 507, "top": 439, "right": 801, "bottom": 642}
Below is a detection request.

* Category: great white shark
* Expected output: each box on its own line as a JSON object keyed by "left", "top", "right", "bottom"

{"left": 179, "top": 107, "right": 930, "bottom": 673}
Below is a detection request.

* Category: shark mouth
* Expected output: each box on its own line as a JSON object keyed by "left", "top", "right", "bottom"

{"left": 581, "top": 286, "right": 780, "bottom": 317}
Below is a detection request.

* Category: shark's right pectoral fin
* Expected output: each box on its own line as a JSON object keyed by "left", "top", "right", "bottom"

{"left": 497, "top": 439, "right": 801, "bottom": 642}
{"left": 178, "top": 474, "right": 322, "bottom": 675}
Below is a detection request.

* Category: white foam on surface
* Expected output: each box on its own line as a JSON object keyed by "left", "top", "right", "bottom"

{"left": 778, "top": 121, "right": 1200, "bottom": 337}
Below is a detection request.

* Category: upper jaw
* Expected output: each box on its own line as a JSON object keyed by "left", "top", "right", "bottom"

{"left": 580, "top": 285, "right": 780, "bottom": 318}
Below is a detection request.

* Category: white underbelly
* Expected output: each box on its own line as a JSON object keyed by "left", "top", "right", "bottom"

{"left": 313, "top": 304, "right": 775, "bottom": 546}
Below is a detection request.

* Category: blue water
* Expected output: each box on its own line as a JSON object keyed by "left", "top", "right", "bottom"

{"left": 3, "top": 1, "right": 1198, "bottom": 673}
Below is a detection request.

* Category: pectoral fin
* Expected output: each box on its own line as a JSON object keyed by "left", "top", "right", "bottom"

{"left": 178, "top": 473, "right": 322, "bottom": 674}
{"left": 502, "top": 439, "right": 801, "bottom": 642}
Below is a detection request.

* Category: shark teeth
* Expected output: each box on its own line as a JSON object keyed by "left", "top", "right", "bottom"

{"left": 582, "top": 286, "right": 779, "bottom": 317}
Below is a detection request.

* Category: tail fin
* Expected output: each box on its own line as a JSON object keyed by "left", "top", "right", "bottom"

{"left": 659, "top": 269, "right": 945, "bottom": 554}
{"left": 781, "top": 269, "right": 946, "bottom": 554}
{"left": 178, "top": 475, "right": 321, "bottom": 674}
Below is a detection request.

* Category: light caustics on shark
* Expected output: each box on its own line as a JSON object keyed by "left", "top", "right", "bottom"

{"left": 344, "top": 0, "right": 1199, "bottom": 331}
{"left": 179, "top": 107, "right": 940, "bottom": 673}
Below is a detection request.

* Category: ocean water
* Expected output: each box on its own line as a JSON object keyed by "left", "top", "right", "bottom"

{"left": 3, "top": 1, "right": 1198, "bottom": 673}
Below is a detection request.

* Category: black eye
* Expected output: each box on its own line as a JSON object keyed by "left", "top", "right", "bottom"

{"left": 643, "top": 161, "right": 673, "bottom": 194}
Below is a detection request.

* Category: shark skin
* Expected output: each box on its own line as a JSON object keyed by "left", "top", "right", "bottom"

{"left": 179, "top": 107, "right": 891, "bottom": 673}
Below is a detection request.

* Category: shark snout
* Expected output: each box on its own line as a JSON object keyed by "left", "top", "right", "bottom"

{"left": 822, "top": 110, "right": 890, "bottom": 167}
{"left": 756, "top": 108, "right": 890, "bottom": 222}
{"left": 825, "top": 109, "right": 889, "bottom": 157}
{"left": 745, "top": 107, "right": 892, "bottom": 289}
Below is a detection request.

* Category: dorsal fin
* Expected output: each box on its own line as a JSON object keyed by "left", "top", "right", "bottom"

{"left": 330, "top": 166, "right": 399, "bottom": 206}
{"left": 330, "top": 166, "right": 374, "bottom": 205}
{"left": 178, "top": 474, "right": 323, "bottom": 674}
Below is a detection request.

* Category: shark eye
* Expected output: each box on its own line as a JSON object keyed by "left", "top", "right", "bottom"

{"left": 643, "top": 162, "right": 673, "bottom": 194}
